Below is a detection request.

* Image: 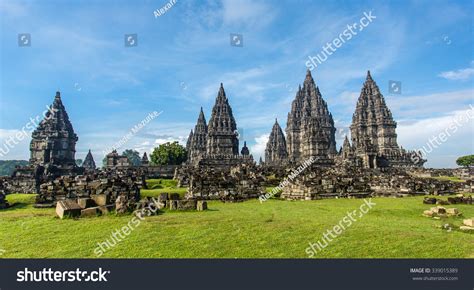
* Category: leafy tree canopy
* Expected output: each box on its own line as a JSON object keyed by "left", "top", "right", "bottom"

{"left": 150, "top": 141, "right": 187, "bottom": 165}
{"left": 456, "top": 154, "right": 474, "bottom": 167}
{"left": 122, "top": 149, "right": 141, "bottom": 166}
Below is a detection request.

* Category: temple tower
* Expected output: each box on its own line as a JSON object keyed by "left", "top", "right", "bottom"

{"left": 29, "top": 91, "right": 78, "bottom": 169}
{"left": 286, "top": 70, "right": 336, "bottom": 163}
{"left": 265, "top": 119, "right": 288, "bottom": 166}
{"left": 82, "top": 149, "right": 96, "bottom": 170}
{"left": 206, "top": 84, "right": 239, "bottom": 156}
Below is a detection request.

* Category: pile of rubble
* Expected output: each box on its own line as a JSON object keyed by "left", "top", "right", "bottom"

{"left": 184, "top": 163, "right": 266, "bottom": 201}
{"left": 460, "top": 218, "right": 474, "bottom": 232}
{"left": 281, "top": 166, "right": 472, "bottom": 200}
{"left": 423, "top": 194, "right": 473, "bottom": 205}
{"left": 56, "top": 192, "right": 208, "bottom": 219}
{"left": 154, "top": 193, "right": 208, "bottom": 211}
{"left": 0, "top": 180, "right": 9, "bottom": 209}
{"left": 36, "top": 168, "right": 146, "bottom": 206}
{"left": 422, "top": 206, "right": 461, "bottom": 218}
{"left": 281, "top": 166, "right": 374, "bottom": 200}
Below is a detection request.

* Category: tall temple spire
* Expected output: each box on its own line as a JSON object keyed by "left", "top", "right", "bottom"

{"left": 351, "top": 70, "right": 398, "bottom": 154}
{"left": 141, "top": 152, "right": 149, "bottom": 165}
{"left": 265, "top": 119, "right": 288, "bottom": 166}
{"left": 207, "top": 84, "right": 239, "bottom": 155}
{"left": 82, "top": 149, "right": 96, "bottom": 170}
{"left": 366, "top": 70, "right": 372, "bottom": 81}
{"left": 30, "top": 91, "right": 78, "bottom": 168}
{"left": 186, "top": 129, "right": 193, "bottom": 153}
{"left": 349, "top": 71, "right": 424, "bottom": 168}
{"left": 188, "top": 107, "right": 208, "bottom": 164}
{"left": 286, "top": 70, "right": 337, "bottom": 163}
{"left": 241, "top": 141, "right": 250, "bottom": 156}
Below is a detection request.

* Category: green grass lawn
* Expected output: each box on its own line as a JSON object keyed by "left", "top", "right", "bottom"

{"left": 141, "top": 178, "right": 188, "bottom": 198}
{"left": 0, "top": 193, "right": 472, "bottom": 258}
{"left": 431, "top": 176, "right": 466, "bottom": 183}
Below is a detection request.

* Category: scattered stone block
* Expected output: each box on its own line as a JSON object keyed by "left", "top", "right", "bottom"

{"left": 98, "top": 205, "right": 114, "bottom": 214}
{"left": 90, "top": 194, "right": 110, "bottom": 206}
{"left": 177, "top": 200, "right": 197, "bottom": 210}
{"left": 77, "top": 198, "right": 95, "bottom": 209}
{"left": 436, "top": 199, "right": 450, "bottom": 205}
{"left": 169, "top": 193, "right": 180, "bottom": 200}
{"left": 446, "top": 208, "right": 460, "bottom": 216}
{"left": 115, "top": 195, "right": 129, "bottom": 214}
{"left": 56, "top": 200, "right": 82, "bottom": 219}
{"left": 197, "top": 200, "right": 208, "bottom": 211}
{"left": 81, "top": 207, "right": 99, "bottom": 218}
{"left": 423, "top": 210, "right": 433, "bottom": 217}
{"left": 463, "top": 218, "right": 474, "bottom": 227}
{"left": 169, "top": 200, "right": 177, "bottom": 210}
{"left": 431, "top": 206, "right": 446, "bottom": 215}
{"left": 459, "top": 226, "right": 474, "bottom": 232}
{"left": 423, "top": 197, "right": 437, "bottom": 204}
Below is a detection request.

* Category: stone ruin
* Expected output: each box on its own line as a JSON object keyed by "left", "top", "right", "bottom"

{"left": 281, "top": 165, "right": 472, "bottom": 200}
{"left": 0, "top": 179, "right": 9, "bottom": 209}
{"left": 177, "top": 83, "right": 265, "bottom": 200}
{"left": 151, "top": 192, "right": 208, "bottom": 211}
{"left": 36, "top": 168, "right": 146, "bottom": 206}
{"left": 263, "top": 70, "right": 425, "bottom": 173}
{"left": 182, "top": 163, "right": 266, "bottom": 201}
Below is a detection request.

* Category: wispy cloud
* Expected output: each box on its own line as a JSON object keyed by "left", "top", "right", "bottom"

{"left": 438, "top": 62, "right": 474, "bottom": 81}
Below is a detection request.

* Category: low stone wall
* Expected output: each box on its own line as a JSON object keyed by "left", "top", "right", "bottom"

{"left": 182, "top": 163, "right": 266, "bottom": 201}
{"left": 281, "top": 166, "right": 471, "bottom": 200}
{"left": 0, "top": 180, "right": 9, "bottom": 209}
{"left": 36, "top": 168, "right": 145, "bottom": 205}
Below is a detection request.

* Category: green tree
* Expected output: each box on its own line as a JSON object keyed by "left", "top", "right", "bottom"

{"left": 75, "top": 159, "right": 83, "bottom": 166}
{"left": 456, "top": 154, "right": 474, "bottom": 167}
{"left": 150, "top": 141, "right": 187, "bottom": 165}
{"left": 122, "top": 149, "right": 141, "bottom": 166}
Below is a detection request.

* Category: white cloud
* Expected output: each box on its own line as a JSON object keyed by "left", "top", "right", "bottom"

{"left": 438, "top": 61, "right": 474, "bottom": 81}
{"left": 438, "top": 67, "right": 474, "bottom": 81}
{"left": 0, "top": 129, "right": 30, "bottom": 160}
{"left": 250, "top": 133, "right": 269, "bottom": 161}
{"left": 386, "top": 89, "right": 474, "bottom": 120}
{"left": 397, "top": 106, "right": 474, "bottom": 168}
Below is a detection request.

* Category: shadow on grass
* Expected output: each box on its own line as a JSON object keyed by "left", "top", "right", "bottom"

{"left": 4, "top": 202, "right": 31, "bottom": 211}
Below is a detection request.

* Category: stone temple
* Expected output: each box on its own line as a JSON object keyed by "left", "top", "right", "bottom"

{"left": 178, "top": 83, "right": 263, "bottom": 200}
{"left": 349, "top": 71, "right": 425, "bottom": 168}
{"left": 186, "top": 83, "right": 253, "bottom": 168}
{"left": 264, "top": 70, "right": 424, "bottom": 169}
{"left": 264, "top": 119, "right": 288, "bottom": 167}
{"left": 82, "top": 149, "right": 96, "bottom": 171}
{"left": 286, "top": 70, "right": 337, "bottom": 165}
{"left": 29, "top": 91, "right": 83, "bottom": 176}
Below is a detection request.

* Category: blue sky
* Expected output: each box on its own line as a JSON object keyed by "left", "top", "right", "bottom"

{"left": 0, "top": 0, "right": 473, "bottom": 168}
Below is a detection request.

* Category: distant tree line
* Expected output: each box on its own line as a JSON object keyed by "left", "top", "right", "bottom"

{"left": 101, "top": 142, "right": 187, "bottom": 167}
{"left": 0, "top": 160, "right": 29, "bottom": 176}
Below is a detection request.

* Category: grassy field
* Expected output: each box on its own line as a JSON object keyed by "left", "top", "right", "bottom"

{"left": 0, "top": 192, "right": 473, "bottom": 258}
{"left": 141, "top": 179, "right": 187, "bottom": 198}
{"left": 431, "top": 176, "right": 466, "bottom": 183}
